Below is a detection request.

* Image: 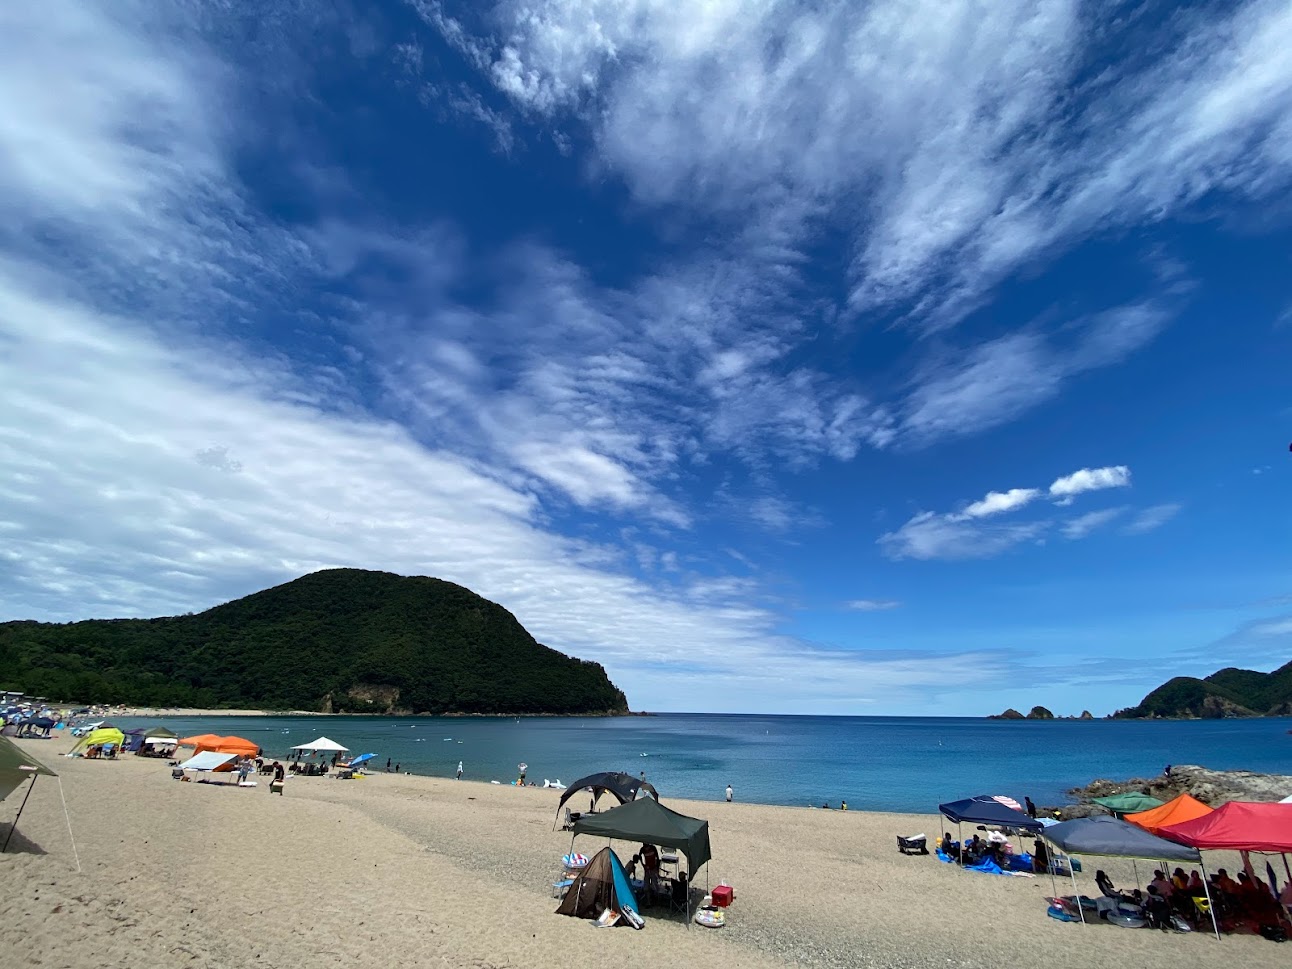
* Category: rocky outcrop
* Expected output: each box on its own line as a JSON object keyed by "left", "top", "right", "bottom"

{"left": 989, "top": 708, "right": 1026, "bottom": 719}
{"left": 1054, "top": 764, "right": 1292, "bottom": 820}
{"left": 1078, "top": 710, "right": 1094, "bottom": 720}
{"left": 1027, "top": 706, "right": 1055, "bottom": 719}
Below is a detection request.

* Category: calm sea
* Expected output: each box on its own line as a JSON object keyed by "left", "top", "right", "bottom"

{"left": 108, "top": 713, "right": 1292, "bottom": 814}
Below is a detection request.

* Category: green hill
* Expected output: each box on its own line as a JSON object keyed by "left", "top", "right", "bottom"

{"left": 1113, "top": 660, "right": 1292, "bottom": 719}
{"left": 0, "top": 569, "right": 629, "bottom": 715}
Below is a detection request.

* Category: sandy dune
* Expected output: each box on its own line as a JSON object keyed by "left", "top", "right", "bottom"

{"left": 2, "top": 740, "right": 1285, "bottom": 969}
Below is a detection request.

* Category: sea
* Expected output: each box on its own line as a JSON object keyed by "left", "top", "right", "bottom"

{"left": 108, "top": 713, "right": 1292, "bottom": 814}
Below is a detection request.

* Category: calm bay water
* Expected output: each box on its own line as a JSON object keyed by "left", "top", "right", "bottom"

{"left": 111, "top": 713, "right": 1292, "bottom": 813}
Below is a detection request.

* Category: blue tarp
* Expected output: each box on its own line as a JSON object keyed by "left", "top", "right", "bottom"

{"left": 965, "top": 858, "right": 1006, "bottom": 875}
{"left": 609, "top": 849, "right": 639, "bottom": 916}
{"left": 938, "top": 796, "right": 1044, "bottom": 831}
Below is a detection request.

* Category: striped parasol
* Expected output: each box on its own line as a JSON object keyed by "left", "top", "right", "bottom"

{"left": 562, "top": 853, "right": 589, "bottom": 869}
{"left": 992, "top": 795, "right": 1024, "bottom": 813}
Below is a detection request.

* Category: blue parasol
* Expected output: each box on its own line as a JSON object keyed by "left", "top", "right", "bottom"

{"left": 350, "top": 753, "right": 377, "bottom": 765}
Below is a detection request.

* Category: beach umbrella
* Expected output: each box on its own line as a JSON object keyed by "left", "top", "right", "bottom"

{"left": 350, "top": 753, "right": 376, "bottom": 765}
{"left": 291, "top": 736, "right": 349, "bottom": 752}
{"left": 992, "top": 795, "right": 1023, "bottom": 813}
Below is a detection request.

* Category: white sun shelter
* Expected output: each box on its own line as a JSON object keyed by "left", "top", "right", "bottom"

{"left": 291, "top": 736, "right": 349, "bottom": 752}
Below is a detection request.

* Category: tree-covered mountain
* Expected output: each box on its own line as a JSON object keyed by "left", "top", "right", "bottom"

{"left": 0, "top": 569, "right": 629, "bottom": 715}
{"left": 1113, "top": 660, "right": 1292, "bottom": 719}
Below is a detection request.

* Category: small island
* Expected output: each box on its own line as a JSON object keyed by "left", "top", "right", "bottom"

{"left": 1111, "top": 659, "right": 1292, "bottom": 719}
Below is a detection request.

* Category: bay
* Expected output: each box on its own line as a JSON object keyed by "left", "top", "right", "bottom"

{"left": 111, "top": 713, "right": 1292, "bottom": 813}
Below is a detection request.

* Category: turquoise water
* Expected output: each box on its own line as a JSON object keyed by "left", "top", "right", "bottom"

{"left": 107, "top": 713, "right": 1292, "bottom": 813}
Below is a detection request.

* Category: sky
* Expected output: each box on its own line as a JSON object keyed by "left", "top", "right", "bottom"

{"left": 1, "top": 0, "right": 1290, "bottom": 717}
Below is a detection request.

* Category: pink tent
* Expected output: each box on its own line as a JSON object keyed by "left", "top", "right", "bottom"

{"left": 1158, "top": 801, "right": 1292, "bottom": 852}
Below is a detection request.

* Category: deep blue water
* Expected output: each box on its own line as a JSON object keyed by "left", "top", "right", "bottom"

{"left": 107, "top": 714, "right": 1292, "bottom": 813}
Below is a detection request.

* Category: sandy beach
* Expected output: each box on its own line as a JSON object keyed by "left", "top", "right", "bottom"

{"left": 2, "top": 738, "right": 1285, "bottom": 969}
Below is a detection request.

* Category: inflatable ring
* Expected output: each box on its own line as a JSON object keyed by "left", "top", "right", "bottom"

{"left": 694, "top": 907, "right": 726, "bottom": 928}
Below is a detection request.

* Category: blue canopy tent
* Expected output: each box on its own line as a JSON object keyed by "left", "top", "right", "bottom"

{"left": 937, "top": 796, "right": 1044, "bottom": 874}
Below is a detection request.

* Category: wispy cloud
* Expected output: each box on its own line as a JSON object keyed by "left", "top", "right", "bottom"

{"left": 1124, "top": 503, "right": 1182, "bottom": 535}
{"left": 845, "top": 599, "right": 902, "bottom": 612}
{"left": 1061, "top": 507, "right": 1126, "bottom": 540}
{"left": 962, "top": 488, "right": 1040, "bottom": 519}
{"left": 1050, "top": 465, "right": 1132, "bottom": 502}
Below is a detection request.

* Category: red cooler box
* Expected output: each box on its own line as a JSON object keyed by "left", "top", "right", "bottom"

{"left": 712, "top": 884, "right": 734, "bottom": 907}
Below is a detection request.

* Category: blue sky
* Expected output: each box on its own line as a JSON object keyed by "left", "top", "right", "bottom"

{"left": 1, "top": 0, "right": 1290, "bottom": 716}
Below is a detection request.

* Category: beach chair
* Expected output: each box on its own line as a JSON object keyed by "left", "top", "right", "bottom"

{"left": 897, "top": 834, "right": 928, "bottom": 855}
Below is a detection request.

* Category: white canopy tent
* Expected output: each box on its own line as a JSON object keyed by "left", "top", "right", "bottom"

{"left": 291, "top": 737, "right": 349, "bottom": 752}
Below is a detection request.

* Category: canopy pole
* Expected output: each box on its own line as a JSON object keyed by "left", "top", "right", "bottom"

{"left": 1045, "top": 835, "right": 1059, "bottom": 899}
{"left": 1, "top": 775, "right": 37, "bottom": 853}
{"left": 1199, "top": 859, "right": 1221, "bottom": 941}
{"left": 1067, "top": 849, "right": 1085, "bottom": 925}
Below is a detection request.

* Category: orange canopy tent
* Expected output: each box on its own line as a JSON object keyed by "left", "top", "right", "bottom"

{"left": 1124, "top": 793, "right": 1213, "bottom": 837}
{"left": 179, "top": 734, "right": 260, "bottom": 758}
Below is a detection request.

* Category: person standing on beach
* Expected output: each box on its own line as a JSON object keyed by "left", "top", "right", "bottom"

{"left": 395, "top": 762, "right": 400, "bottom": 773}
{"left": 456, "top": 761, "right": 463, "bottom": 780}
{"left": 1025, "top": 796, "right": 1037, "bottom": 819}
{"left": 386, "top": 758, "right": 392, "bottom": 772}
{"left": 725, "top": 784, "right": 733, "bottom": 803}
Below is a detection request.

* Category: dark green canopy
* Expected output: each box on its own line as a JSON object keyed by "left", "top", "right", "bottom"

{"left": 1092, "top": 792, "right": 1164, "bottom": 817}
{"left": 572, "top": 796, "right": 712, "bottom": 874}
{"left": 0, "top": 735, "right": 57, "bottom": 802}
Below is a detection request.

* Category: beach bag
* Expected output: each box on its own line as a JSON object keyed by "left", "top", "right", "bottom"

{"left": 1258, "top": 924, "right": 1287, "bottom": 943}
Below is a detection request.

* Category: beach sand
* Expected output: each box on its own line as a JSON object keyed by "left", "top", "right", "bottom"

{"left": 2, "top": 739, "right": 1285, "bottom": 969}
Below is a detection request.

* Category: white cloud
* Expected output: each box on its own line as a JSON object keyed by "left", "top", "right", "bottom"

{"left": 880, "top": 513, "right": 1047, "bottom": 561}
{"left": 845, "top": 599, "right": 901, "bottom": 612}
{"left": 1049, "top": 465, "right": 1132, "bottom": 500}
{"left": 1250, "top": 617, "right": 1292, "bottom": 637}
{"left": 1061, "top": 507, "right": 1126, "bottom": 540}
{"left": 419, "top": 0, "right": 1292, "bottom": 334}
{"left": 1124, "top": 503, "right": 1182, "bottom": 535}
{"left": 961, "top": 488, "right": 1040, "bottom": 519}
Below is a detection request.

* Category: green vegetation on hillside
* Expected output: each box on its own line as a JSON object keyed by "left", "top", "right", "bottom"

{"left": 1113, "top": 660, "right": 1292, "bottom": 718}
{"left": 0, "top": 569, "right": 629, "bottom": 715}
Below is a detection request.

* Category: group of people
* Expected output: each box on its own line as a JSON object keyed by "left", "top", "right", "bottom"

{"left": 1097, "top": 865, "right": 1291, "bottom": 928}
{"left": 938, "top": 832, "right": 1051, "bottom": 874}
{"left": 624, "top": 842, "right": 687, "bottom": 909}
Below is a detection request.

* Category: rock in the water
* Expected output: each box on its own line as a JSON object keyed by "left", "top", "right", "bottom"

{"left": 1078, "top": 710, "right": 1094, "bottom": 720}
{"left": 1026, "top": 706, "right": 1055, "bottom": 719}
{"left": 1067, "top": 764, "right": 1292, "bottom": 810}
{"left": 988, "top": 708, "right": 1026, "bottom": 720}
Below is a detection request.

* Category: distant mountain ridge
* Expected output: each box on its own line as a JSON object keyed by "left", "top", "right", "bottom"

{"left": 0, "top": 569, "right": 629, "bottom": 716}
{"left": 1113, "top": 660, "right": 1292, "bottom": 719}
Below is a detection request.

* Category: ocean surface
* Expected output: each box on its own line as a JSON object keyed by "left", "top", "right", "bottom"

{"left": 108, "top": 713, "right": 1292, "bottom": 814}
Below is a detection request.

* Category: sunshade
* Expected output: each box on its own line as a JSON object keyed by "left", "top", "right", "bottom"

{"left": 0, "top": 735, "right": 57, "bottom": 801}
{"left": 992, "top": 795, "right": 1023, "bottom": 812}
{"left": 179, "top": 733, "right": 224, "bottom": 749}
{"left": 1045, "top": 814, "right": 1200, "bottom": 862}
{"left": 1124, "top": 793, "right": 1213, "bottom": 836}
{"left": 291, "top": 736, "right": 349, "bottom": 752}
{"left": 556, "top": 771, "right": 658, "bottom": 812}
{"left": 181, "top": 751, "right": 238, "bottom": 772}
{"left": 142, "top": 736, "right": 178, "bottom": 745}
{"left": 180, "top": 735, "right": 259, "bottom": 757}
{"left": 938, "top": 796, "right": 1043, "bottom": 831}
{"left": 1091, "top": 792, "right": 1165, "bottom": 816}
{"left": 1158, "top": 801, "right": 1292, "bottom": 853}
{"left": 349, "top": 753, "right": 376, "bottom": 765}
{"left": 142, "top": 726, "right": 178, "bottom": 740}
{"left": 572, "top": 795, "right": 712, "bottom": 874}
{"left": 70, "top": 727, "right": 125, "bottom": 753}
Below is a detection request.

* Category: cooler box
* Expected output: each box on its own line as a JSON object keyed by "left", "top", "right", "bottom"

{"left": 712, "top": 885, "right": 734, "bottom": 907}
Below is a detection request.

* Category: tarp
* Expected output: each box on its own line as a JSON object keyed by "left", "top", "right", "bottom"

{"left": 181, "top": 751, "right": 238, "bottom": 772}
{"left": 1124, "top": 793, "right": 1213, "bottom": 836}
{"left": 556, "top": 771, "right": 658, "bottom": 812}
{"left": 1091, "top": 792, "right": 1165, "bottom": 816}
{"left": 1158, "top": 801, "right": 1292, "bottom": 853}
{"left": 69, "top": 727, "right": 125, "bottom": 755}
{"left": 1045, "top": 814, "right": 1200, "bottom": 862}
{"left": 555, "top": 846, "right": 639, "bottom": 921}
{"left": 572, "top": 795, "right": 712, "bottom": 874}
{"left": 938, "top": 796, "right": 1044, "bottom": 832}
{"left": 291, "top": 736, "right": 348, "bottom": 752}
{"left": 0, "top": 735, "right": 57, "bottom": 801}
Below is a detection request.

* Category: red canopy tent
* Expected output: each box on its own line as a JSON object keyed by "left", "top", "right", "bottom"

{"left": 1159, "top": 801, "right": 1292, "bottom": 852}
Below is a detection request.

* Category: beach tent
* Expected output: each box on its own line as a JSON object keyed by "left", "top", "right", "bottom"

{"left": 1281, "top": 794, "right": 1292, "bottom": 804}
{"left": 938, "top": 796, "right": 1043, "bottom": 832}
{"left": 571, "top": 796, "right": 712, "bottom": 878}
{"left": 1043, "top": 815, "right": 1217, "bottom": 937}
{"left": 1124, "top": 793, "right": 1213, "bottom": 837}
{"left": 180, "top": 735, "right": 259, "bottom": 758}
{"left": 69, "top": 727, "right": 125, "bottom": 756}
{"left": 554, "top": 846, "right": 639, "bottom": 924}
{"left": 291, "top": 736, "right": 348, "bottom": 753}
{"left": 181, "top": 751, "right": 238, "bottom": 773}
{"left": 1158, "top": 801, "right": 1292, "bottom": 853}
{"left": 0, "top": 736, "right": 58, "bottom": 854}
{"left": 1091, "top": 792, "right": 1165, "bottom": 817}
{"left": 556, "top": 771, "right": 658, "bottom": 817}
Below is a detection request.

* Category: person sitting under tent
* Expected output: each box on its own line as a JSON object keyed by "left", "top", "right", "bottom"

{"left": 1032, "top": 840, "right": 1051, "bottom": 875}
{"left": 1144, "top": 885, "right": 1172, "bottom": 930}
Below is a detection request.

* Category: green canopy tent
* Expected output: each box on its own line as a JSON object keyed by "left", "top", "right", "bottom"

{"left": 1091, "top": 793, "right": 1165, "bottom": 818}
{"left": 1, "top": 735, "right": 58, "bottom": 853}
{"left": 571, "top": 797, "right": 712, "bottom": 924}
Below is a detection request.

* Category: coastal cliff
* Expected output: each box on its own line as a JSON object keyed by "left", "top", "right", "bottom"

{"left": 0, "top": 568, "right": 629, "bottom": 716}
